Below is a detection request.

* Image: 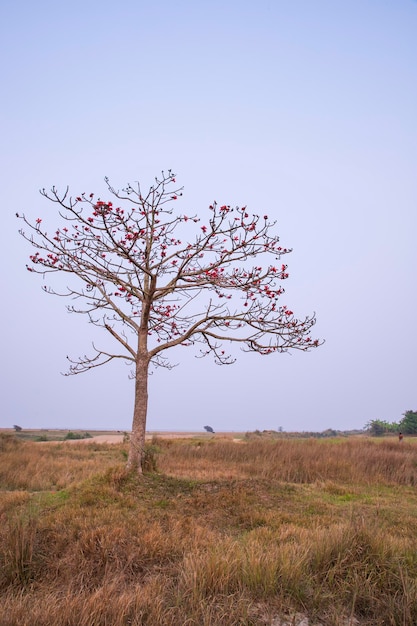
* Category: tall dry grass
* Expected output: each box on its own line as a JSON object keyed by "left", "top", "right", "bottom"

{"left": 1, "top": 433, "right": 417, "bottom": 625}
{"left": 158, "top": 436, "right": 417, "bottom": 485}
{"left": 0, "top": 433, "right": 126, "bottom": 490}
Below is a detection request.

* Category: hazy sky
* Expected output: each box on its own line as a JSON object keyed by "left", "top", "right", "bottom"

{"left": 2, "top": 1, "right": 416, "bottom": 433}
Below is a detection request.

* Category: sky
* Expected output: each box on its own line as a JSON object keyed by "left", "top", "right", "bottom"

{"left": 1, "top": 0, "right": 416, "bottom": 433}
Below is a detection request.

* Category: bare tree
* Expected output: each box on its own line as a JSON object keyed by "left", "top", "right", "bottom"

{"left": 18, "top": 171, "right": 322, "bottom": 473}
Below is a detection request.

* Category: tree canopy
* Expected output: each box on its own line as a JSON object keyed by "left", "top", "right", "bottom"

{"left": 366, "top": 411, "right": 417, "bottom": 436}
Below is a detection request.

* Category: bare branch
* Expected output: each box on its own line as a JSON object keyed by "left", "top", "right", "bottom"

{"left": 64, "top": 343, "right": 135, "bottom": 376}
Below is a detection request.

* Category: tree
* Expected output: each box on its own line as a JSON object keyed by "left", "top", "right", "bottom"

{"left": 399, "top": 410, "right": 417, "bottom": 435}
{"left": 365, "top": 419, "right": 400, "bottom": 436}
{"left": 18, "top": 171, "right": 322, "bottom": 474}
{"left": 366, "top": 419, "right": 390, "bottom": 436}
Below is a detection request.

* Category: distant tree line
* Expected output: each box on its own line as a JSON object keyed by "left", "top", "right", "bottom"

{"left": 366, "top": 410, "right": 417, "bottom": 436}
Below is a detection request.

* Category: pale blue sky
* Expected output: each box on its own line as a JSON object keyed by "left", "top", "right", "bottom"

{"left": 2, "top": 0, "right": 416, "bottom": 432}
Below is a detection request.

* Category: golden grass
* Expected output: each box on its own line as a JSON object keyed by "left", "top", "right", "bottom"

{"left": 0, "top": 434, "right": 126, "bottom": 490}
{"left": 158, "top": 436, "right": 417, "bottom": 485}
{"left": 1, "top": 432, "right": 417, "bottom": 625}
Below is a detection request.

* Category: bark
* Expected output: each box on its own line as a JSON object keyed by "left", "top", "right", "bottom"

{"left": 126, "top": 343, "right": 149, "bottom": 474}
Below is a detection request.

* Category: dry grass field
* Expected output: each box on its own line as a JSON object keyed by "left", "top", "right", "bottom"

{"left": 1, "top": 431, "right": 417, "bottom": 625}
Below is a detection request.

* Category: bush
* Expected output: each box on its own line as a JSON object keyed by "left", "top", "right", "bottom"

{"left": 64, "top": 432, "right": 93, "bottom": 441}
{"left": 142, "top": 444, "right": 159, "bottom": 473}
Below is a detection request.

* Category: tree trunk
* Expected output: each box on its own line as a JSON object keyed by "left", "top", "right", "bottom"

{"left": 126, "top": 349, "right": 149, "bottom": 474}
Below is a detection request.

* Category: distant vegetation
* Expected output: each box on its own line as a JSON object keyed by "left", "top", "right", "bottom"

{"left": 367, "top": 410, "right": 417, "bottom": 436}
{"left": 64, "top": 431, "right": 93, "bottom": 440}
{"left": 9, "top": 429, "right": 108, "bottom": 443}
{"left": 1, "top": 431, "right": 417, "bottom": 625}
{"left": 246, "top": 428, "right": 364, "bottom": 439}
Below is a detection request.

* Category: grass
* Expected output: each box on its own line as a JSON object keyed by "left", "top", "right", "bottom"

{"left": 1, "top": 432, "right": 417, "bottom": 625}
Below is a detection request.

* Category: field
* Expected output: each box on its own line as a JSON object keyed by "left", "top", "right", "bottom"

{"left": 1, "top": 431, "right": 417, "bottom": 625}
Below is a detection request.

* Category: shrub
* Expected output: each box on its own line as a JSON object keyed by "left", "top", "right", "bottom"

{"left": 142, "top": 444, "right": 159, "bottom": 473}
{"left": 64, "top": 431, "right": 92, "bottom": 441}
